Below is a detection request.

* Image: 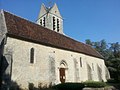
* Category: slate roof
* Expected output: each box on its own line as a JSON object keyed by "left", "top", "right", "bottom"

{"left": 3, "top": 11, "right": 103, "bottom": 59}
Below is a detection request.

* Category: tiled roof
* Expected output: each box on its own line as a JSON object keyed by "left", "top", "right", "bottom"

{"left": 3, "top": 11, "right": 103, "bottom": 59}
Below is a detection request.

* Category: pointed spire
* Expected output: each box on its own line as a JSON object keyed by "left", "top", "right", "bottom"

{"left": 49, "top": 3, "right": 62, "bottom": 18}
{"left": 37, "top": 3, "right": 63, "bottom": 34}
{"left": 38, "top": 3, "right": 47, "bottom": 18}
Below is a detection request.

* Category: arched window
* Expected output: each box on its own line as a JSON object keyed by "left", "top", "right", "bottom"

{"left": 30, "top": 48, "right": 34, "bottom": 63}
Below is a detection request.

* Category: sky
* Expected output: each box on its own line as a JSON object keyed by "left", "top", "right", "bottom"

{"left": 0, "top": 0, "right": 120, "bottom": 43}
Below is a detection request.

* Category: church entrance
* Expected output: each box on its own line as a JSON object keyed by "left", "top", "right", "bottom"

{"left": 59, "top": 68, "right": 65, "bottom": 83}
{"left": 59, "top": 60, "right": 68, "bottom": 83}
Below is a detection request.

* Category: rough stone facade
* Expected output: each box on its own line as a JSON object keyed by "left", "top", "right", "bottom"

{"left": 4, "top": 37, "right": 107, "bottom": 88}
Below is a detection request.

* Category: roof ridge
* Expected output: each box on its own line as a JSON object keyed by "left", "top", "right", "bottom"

{"left": 3, "top": 10, "right": 37, "bottom": 25}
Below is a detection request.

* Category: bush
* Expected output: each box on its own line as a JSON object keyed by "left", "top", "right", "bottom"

{"left": 29, "top": 83, "right": 34, "bottom": 90}
{"left": 52, "top": 83, "right": 85, "bottom": 90}
{"left": 28, "top": 83, "right": 55, "bottom": 90}
{"left": 107, "top": 79, "right": 117, "bottom": 83}
{"left": 83, "top": 81, "right": 107, "bottom": 88}
{"left": 107, "top": 79, "right": 120, "bottom": 83}
{"left": 10, "top": 81, "right": 21, "bottom": 90}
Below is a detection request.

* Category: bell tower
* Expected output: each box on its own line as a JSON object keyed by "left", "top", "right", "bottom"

{"left": 36, "top": 3, "right": 63, "bottom": 34}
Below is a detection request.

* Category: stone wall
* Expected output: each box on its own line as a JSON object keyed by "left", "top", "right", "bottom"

{"left": 4, "top": 37, "right": 107, "bottom": 89}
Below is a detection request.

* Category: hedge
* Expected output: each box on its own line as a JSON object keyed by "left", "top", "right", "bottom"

{"left": 82, "top": 81, "right": 107, "bottom": 88}
{"left": 52, "top": 83, "right": 85, "bottom": 90}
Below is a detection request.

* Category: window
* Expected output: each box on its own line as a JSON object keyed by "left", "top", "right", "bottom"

{"left": 40, "top": 19, "right": 42, "bottom": 25}
{"left": 43, "top": 17, "right": 45, "bottom": 27}
{"left": 53, "top": 17, "right": 55, "bottom": 30}
{"left": 30, "top": 48, "right": 34, "bottom": 63}
{"left": 57, "top": 19, "right": 59, "bottom": 32}
{"left": 80, "top": 57, "right": 82, "bottom": 67}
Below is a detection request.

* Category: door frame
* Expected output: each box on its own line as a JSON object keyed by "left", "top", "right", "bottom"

{"left": 59, "top": 60, "right": 68, "bottom": 83}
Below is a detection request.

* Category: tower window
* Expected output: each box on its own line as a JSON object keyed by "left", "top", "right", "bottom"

{"left": 43, "top": 17, "right": 45, "bottom": 27}
{"left": 40, "top": 19, "right": 42, "bottom": 25}
{"left": 80, "top": 57, "right": 82, "bottom": 67}
{"left": 57, "top": 19, "right": 59, "bottom": 32}
{"left": 30, "top": 48, "right": 34, "bottom": 64}
{"left": 53, "top": 17, "right": 55, "bottom": 30}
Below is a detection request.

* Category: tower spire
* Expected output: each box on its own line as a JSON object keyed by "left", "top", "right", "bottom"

{"left": 37, "top": 3, "right": 63, "bottom": 34}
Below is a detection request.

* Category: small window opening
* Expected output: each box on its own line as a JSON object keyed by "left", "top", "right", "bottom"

{"left": 80, "top": 57, "right": 82, "bottom": 67}
{"left": 30, "top": 48, "right": 34, "bottom": 63}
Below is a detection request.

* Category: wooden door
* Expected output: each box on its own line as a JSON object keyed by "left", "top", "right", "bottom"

{"left": 59, "top": 68, "right": 65, "bottom": 83}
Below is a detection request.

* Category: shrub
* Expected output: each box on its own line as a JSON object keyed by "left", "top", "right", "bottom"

{"left": 10, "top": 81, "right": 21, "bottom": 90}
{"left": 28, "top": 83, "right": 55, "bottom": 90}
{"left": 28, "top": 83, "right": 34, "bottom": 90}
{"left": 83, "top": 81, "right": 107, "bottom": 88}
{"left": 107, "top": 79, "right": 120, "bottom": 83}
{"left": 52, "top": 83, "right": 85, "bottom": 90}
{"left": 107, "top": 79, "right": 117, "bottom": 83}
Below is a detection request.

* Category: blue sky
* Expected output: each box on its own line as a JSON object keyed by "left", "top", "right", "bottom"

{"left": 0, "top": 0, "right": 120, "bottom": 43}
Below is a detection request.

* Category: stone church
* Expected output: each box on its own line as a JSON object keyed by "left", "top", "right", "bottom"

{"left": 0, "top": 3, "right": 110, "bottom": 89}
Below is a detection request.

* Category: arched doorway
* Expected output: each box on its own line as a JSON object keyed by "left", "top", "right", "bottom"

{"left": 59, "top": 60, "right": 67, "bottom": 83}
